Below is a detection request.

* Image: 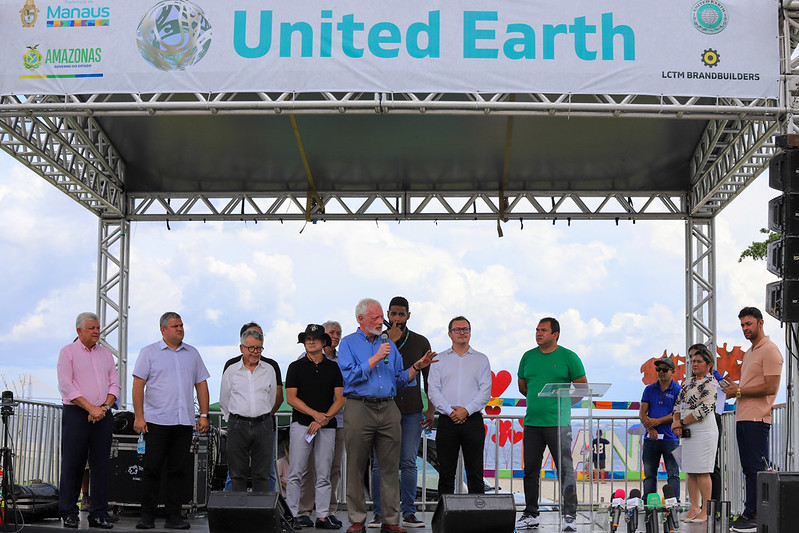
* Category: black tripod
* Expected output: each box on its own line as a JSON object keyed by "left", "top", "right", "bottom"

{"left": 1, "top": 390, "right": 20, "bottom": 533}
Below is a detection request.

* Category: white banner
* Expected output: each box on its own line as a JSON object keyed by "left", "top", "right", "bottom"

{"left": 1, "top": 0, "right": 780, "bottom": 98}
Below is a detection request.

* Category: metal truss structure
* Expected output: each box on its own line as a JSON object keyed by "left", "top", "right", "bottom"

{"left": 2, "top": 5, "right": 799, "bottom": 400}
{"left": 126, "top": 191, "right": 685, "bottom": 222}
{"left": 685, "top": 218, "right": 716, "bottom": 350}
{"left": 96, "top": 218, "right": 130, "bottom": 407}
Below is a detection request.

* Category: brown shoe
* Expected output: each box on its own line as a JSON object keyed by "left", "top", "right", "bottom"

{"left": 346, "top": 522, "right": 365, "bottom": 533}
{"left": 380, "top": 525, "right": 407, "bottom": 533}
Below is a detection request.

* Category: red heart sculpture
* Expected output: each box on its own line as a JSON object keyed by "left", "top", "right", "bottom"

{"left": 491, "top": 370, "right": 512, "bottom": 398}
{"left": 485, "top": 406, "right": 501, "bottom": 415}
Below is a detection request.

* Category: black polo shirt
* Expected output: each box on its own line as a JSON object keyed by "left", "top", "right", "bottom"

{"left": 285, "top": 355, "right": 343, "bottom": 428}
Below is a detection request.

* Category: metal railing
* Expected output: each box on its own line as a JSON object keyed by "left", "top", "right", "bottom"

{"left": 3, "top": 400, "right": 62, "bottom": 486}
{"left": 5, "top": 401, "right": 787, "bottom": 516}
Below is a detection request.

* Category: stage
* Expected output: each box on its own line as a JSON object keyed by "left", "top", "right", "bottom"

{"left": 4, "top": 508, "right": 717, "bottom": 532}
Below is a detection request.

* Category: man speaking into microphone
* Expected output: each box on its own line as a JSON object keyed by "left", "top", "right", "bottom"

{"left": 338, "top": 298, "right": 438, "bottom": 533}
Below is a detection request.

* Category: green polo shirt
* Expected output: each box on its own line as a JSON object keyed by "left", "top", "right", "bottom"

{"left": 517, "top": 345, "right": 585, "bottom": 427}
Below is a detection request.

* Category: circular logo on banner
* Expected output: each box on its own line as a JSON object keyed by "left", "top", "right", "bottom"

{"left": 23, "top": 45, "right": 41, "bottom": 70}
{"left": 691, "top": 0, "right": 728, "bottom": 35}
{"left": 136, "top": 0, "right": 212, "bottom": 71}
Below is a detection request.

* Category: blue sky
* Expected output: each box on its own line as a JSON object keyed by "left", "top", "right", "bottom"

{"left": 0, "top": 151, "right": 786, "bottom": 406}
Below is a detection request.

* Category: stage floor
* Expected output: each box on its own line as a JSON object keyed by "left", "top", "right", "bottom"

{"left": 7, "top": 508, "right": 716, "bottom": 533}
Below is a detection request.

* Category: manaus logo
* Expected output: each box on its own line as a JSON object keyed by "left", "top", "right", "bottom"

{"left": 136, "top": 0, "right": 212, "bottom": 71}
{"left": 20, "top": 0, "right": 39, "bottom": 27}
{"left": 691, "top": 0, "right": 728, "bottom": 35}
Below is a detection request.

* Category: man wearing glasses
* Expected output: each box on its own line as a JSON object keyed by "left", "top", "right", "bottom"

{"left": 427, "top": 316, "right": 492, "bottom": 495}
{"left": 219, "top": 328, "right": 279, "bottom": 492}
{"left": 639, "top": 356, "right": 681, "bottom": 500}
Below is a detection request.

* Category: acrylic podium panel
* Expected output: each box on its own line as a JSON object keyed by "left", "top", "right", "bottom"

{"left": 538, "top": 383, "right": 611, "bottom": 529}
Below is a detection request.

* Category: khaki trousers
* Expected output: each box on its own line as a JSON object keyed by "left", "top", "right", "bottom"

{"left": 344, "top": 398, "right": 401, "bottom": 525}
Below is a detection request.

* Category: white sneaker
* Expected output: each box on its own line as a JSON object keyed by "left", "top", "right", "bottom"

{"left": 366, "top": 514, "right": 382, "bottom": 528}
{"left": 562, "top": 515, "right": 577, "bottom": 531}
{"left": 514, "top": 513, "right": 540, "bottom": 529}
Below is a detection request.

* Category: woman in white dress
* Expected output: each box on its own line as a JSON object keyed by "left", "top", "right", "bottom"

{"left": 671, "top": 347, "right": 718, "bottom": 522}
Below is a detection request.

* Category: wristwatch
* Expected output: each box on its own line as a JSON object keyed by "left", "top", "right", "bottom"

{"left": 100, "top": 403, "right": 110, "bottom": 410}
{"left": 199, "top": 414, "right": 208, "bottom": 418}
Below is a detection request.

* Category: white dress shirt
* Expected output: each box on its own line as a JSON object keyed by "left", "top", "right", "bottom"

{"left": 219, "top": 358, "right": 277, "bottom": 420}
{"left": 428, "top": 346, "right": 492, "bottom": 416}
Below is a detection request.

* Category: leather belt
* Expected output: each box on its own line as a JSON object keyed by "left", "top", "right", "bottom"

{"left": 347, "top": 395, "right": 394, "bottom": 404}
{"left": 230, "top": 413, "right": 268, "bottom": 422}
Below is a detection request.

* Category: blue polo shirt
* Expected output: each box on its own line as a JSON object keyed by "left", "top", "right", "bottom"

{"left": 338, "top": 328, "right": 415, "bottom": 398}
{"left": 641, "top": 380, "right": 681, "bottom": 442}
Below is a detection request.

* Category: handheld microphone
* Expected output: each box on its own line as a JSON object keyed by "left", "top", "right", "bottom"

{"left": 713, "top": 369, "right": 730, "bottom": 387}
{"left": 644, "top": 492, "right": 661, "bottom": 533}
{"left": 662, "top": 485, "right": 679, "bottom": 533}
{"left": 380, "top": 332, "right": 389, "bottom": 364}
{"left": 625, "top": 488, "right": 641, "bottom": 533}
{"left": 610, "top": 488, "right": 625, "bottom": 531}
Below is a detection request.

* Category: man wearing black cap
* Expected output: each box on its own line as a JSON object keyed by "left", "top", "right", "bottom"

{"left": 639, "top": 356, "right": 681, "bottom": 499}
{"left": 286, "top": 325, "right": 346, "bottom": 530}
{"left": 369, "top": 297, "right": 433, "bottom": 529}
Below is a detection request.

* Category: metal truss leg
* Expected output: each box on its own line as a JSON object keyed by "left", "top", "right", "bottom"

{"left": 96, "top": 217, "right": 130, "bottom": 407}
{"left": 685, "top": 217, "right": 717, "bottom": 350}
{"left": 786, "top": 324, "right": 799, "bottom": 471}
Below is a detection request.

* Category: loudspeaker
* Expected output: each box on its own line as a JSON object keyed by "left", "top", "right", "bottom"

{"left": 767, "top": 194, "right": 799, "bottom": 234}
{"left": 766, "top": 280, "right": 799, "bottom": 321}
{"left": 207, "top": 491, "right": 288, "bottom": 533}
{"left": 769, "top": 150, "right": 799, "bottom": 192}
{"left": 757, "top": 471, "right": 799, "bottom": 532}
{"left": 767, "top": 237, "right": 799, "bottom": 279}
{"left": 431, "top": 494, "right": 516, "bottom": 533}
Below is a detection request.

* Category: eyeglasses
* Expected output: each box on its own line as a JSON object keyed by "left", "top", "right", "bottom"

{"left": 450, "top": 327, "right": 471, "bottom": 334}
{"left": 655, "top": 367, "right": 671, "bottom": 373}
{"left": 243, "top": 345, "right": 265, "bottom": 353}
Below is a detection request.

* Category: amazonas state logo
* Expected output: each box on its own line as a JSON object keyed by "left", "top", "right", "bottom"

{"left": 691, "top": 0, "right": 728, "bottom": 35}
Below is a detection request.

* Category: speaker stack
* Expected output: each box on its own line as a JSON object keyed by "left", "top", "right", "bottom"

{"left": 431, "top": 494, "right": 516, "bottom": 533}
{"left": 766, "top": 135, "right": 799, "bottom": 321}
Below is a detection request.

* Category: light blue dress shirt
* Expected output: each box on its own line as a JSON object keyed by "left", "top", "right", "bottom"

{"left": 338, "top": 328, "right": 415, "bottom": 398}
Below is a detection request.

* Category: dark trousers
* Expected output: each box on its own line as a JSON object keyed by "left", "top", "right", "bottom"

{"left": 435, "top": 413, "right": 485, "bottom": 495}
{"left": 141, "top": 423, "right": 193, "bottom": 519}
{"left": 226, "top": 414, "right": 274, "bottom": 492}
{"left": 522, "top": 426, "right": 577, "bottom": 517}
{"left": 709, "top": 413, "right": 723, "bottom": 501}
{"left": 736, "top": 420, "right": 770, "bottom": 517}
{"left": 58, "top": 405, "right": 113, "bottom": 519}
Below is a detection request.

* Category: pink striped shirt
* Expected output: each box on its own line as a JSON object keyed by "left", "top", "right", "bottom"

{"left": 57, "top": 339, "right": 121, "bottom": 406}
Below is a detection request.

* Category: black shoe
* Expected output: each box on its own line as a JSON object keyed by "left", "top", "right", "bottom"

{"left": 316, "top": 517, "right": 342, "bottom": 529}
{"left": 164, "top": 517, "right": 191, "bottom": 529}
{"left": 107, "top": 514, "right": 120, "bottom": 523}
{"left": 328, "top": 515, "right": 343, "bottom": 527}
{"left": 297, "top": 515, "right": 315, "bottom": 528}
{"left": 63, "top": 515, "right": 79, "bottom": 529}
{"left": 135, "top": 516, "right": 155, "bottom": 530}
{"left": 89, "top": 516, "right": 114, "bottom": 529}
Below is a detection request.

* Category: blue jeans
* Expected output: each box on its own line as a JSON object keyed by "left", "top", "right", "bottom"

{"left": 737, "top": 421, "right": 770, "bottom": 517}
{"left": 641, "top": 439, "right": 680, "bottom": 500}
{"left": 372, "top": 412, "right": 423, "bottom": 518}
